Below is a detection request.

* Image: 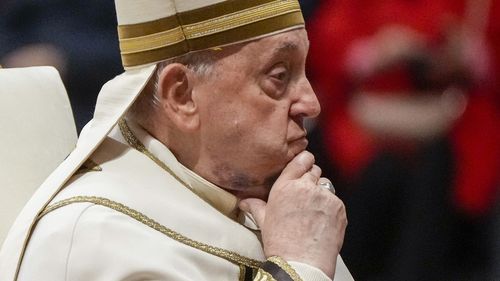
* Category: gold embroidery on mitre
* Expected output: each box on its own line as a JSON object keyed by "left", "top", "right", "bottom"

{"left": 119, "top": 26, "right": 185, "bottom": 55}
{"left": 116, "top": 0, "right": 304, "bottom": 67}
{"left": 40, "top": 196, "right": 263, "bottom": 268}
{"left": 181, "top": 0, "right": 302, "bottom": 39}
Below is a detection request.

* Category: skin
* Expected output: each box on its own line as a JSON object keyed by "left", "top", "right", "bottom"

{"left": 147, "top": 28, "right": 347, "bottom": 278}
{"left": 190, "top": 29, "right": 319, "bottom": 200}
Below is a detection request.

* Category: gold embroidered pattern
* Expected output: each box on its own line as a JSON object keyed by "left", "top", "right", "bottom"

{"left": 75, "top": 158, "right": 102, "bottom": 175}
{"left": 255, "top": 269, "right": 277, "bottom": 281}
{"left": 268, "top": 256, "right": 302, "bottom": 281}
{"left": 116, "top": 120, "right": 266, "bottom": 269}
{"left": 115, "top": 0, "right": 303, "bottom": 67}
{"left": 119, "top": 26, "right": 185, "bottom": 55}
{"left": 239, "top": 264, "right": 258, "bottom": 281}
{"left": 239, "top": 264, "right": 247, "bottom": 281}
{"left": 182, "top": 0, "right": 301, "bottom": 39}
{"left": 40, "top": 196, "right": 262, "bottom": 269}
{"left": 118, "top": 119, "right": 192, "bottom": 191}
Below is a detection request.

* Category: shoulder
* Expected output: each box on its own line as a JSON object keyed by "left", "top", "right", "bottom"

{"left": 20, "top": 201, "right": 212, "bottom": 280}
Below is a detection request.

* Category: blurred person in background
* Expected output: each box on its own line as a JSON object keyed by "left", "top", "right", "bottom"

{"left": 0, "top": 0, "right": 122, "bottom": 132}
{"left": 305, "top": 0, "right": 500, "bottom": 280}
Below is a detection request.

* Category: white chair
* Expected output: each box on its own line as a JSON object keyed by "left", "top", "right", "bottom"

{"left": 0, "top": 66, "right": 77, "bottom": 244}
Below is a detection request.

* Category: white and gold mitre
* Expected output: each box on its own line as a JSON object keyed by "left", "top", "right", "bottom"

{"left": 116, "top": 0, "right": 305, "bottom": 68}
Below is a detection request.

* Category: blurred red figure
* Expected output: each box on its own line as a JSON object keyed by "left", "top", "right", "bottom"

{"left": 307, "top": 0, "right": 500, "bottom": 280}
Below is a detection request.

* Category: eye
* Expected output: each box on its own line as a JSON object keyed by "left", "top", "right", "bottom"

{"left": 269, "top": 65, "right": 289, "bottom": 83}
{"left": 261, "top": 63, "right": 291, "bottom": 98}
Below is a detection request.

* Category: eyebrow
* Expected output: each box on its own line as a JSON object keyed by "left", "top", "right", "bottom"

{"left": 271, "top": 39, "right": 310, "bottom": 58}
{"left": 271, "top": 42, "right": 299, "bottom": 59}
{"left": 277, "top": 42, "right": 299, "bottom": 53}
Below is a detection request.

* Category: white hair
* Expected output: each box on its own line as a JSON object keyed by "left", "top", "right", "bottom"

{"left": 150, "top": 51, "right": 215, "bottom": 106}
{"left": 128, "top": 49, "right": 221, "bottom": 123}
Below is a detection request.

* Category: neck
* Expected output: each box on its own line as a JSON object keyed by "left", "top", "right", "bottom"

{"left": 190, "top": 158, "right": 276, "bottom": 201}
{"left": 141, "top": 118, "right": 274, "bottom": 201}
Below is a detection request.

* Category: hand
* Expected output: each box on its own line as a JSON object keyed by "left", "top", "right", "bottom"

{"left": 239, "top": 151, "right": 347, "bottom": 278}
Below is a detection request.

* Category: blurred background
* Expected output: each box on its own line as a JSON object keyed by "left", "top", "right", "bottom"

{"left": 1, "top": 1, "right": 498, "bottom": 280}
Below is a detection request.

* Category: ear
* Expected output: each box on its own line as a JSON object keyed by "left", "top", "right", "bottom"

{"left": 157, "top": 63, "right": 200, "bottom": 132}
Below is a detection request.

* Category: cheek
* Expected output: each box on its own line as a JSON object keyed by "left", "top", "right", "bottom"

{"left": 245, "top": 109, "right": 292, "bottom": 158}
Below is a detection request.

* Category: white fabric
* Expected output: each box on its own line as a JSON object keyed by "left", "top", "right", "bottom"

{"left": 121, "top": 121, "right": 239, "bottom": 218}
{"left": 0, "top": 67, "right": 77, "bottom": 246}
{"left": 0, "top": 65, "right": 156, "bottom": 281}
{"left": 175, "top": 0, "right": 227, "bottom": 13}
{"left": 9, "top": 122, "right": 354, "bottom": 281}
{"left": 17, "top": 137, "right": 251, "bottom": 280}
{"left": 115, "top": 0, "right": 237, "bottom": 24}
{"left": 118, "top": 122, "right": 354, "bottom": 280}
{"left": 114, "top": 0, "right": 177, "bottom": 25}
{"left": 123, "top": 121, "right": 354, "bottom": 281}
{"left": 289, "top": 259, "right": 355, "bottom": 281}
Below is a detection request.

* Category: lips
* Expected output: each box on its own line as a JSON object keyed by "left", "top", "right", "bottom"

{"left": 289, "top": 136, "right": 308, "bottom": 150}
{"left": 288, "top": 133, "right": 307, "bottom": 143}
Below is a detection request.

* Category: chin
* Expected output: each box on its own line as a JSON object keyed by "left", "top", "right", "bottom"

{"left": 287, "top": 138, "right": 308, "bottom": 160}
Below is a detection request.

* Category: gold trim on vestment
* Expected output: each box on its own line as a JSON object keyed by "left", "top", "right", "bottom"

{"left": 40, "top": 196, "right": 262, "bottom": 269}
{"left": 268, "top": 256, "right": 303, "bottom": 281}
{"left": 255, "top": 269, "right": 277, "bottom": 281}
{"left": 75, "top": 158, "right": 102, "bottom": 175}
{"left": 119, "top": 119, "right": 240, "bottom": 219}
{"left": 118, "top": 119, "right": 193, "bottom": 190}
{"left": 239, "top": 264, "right": 247, "bottom": 281}
{"left": 239, "top": 264, "right": 258, "bottom": 281}
{"left": 117, "top": 0, "right": 304, "bottom": 67}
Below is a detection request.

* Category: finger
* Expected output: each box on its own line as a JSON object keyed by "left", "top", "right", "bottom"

{"left": 275, "top": 151, "right": 315, "bottom": 186}
{"left": 239, "top": 198, "right": 267, "bottom": 227}
{"left": 301, "top": 164, "right": 322, "bottom": 184}
{"left": 310, "top": 165, "right": 322, "bottom": 180}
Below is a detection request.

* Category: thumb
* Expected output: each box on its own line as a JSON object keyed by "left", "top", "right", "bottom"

{"left": 239, "top": 198, "right": 266, "bottom": 227}
{"left": 274, "top": 151, "right": 315, "bottom": 186}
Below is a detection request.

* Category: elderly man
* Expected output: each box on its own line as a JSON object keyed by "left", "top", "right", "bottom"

{"left": 0, "top": 1, "right": 353, "bottom": 280}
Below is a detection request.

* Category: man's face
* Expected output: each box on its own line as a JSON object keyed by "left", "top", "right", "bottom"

{"left": 194, "top": 28, "right": 320, "bottom": 199}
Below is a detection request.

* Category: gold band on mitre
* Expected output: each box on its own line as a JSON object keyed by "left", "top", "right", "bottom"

{"left": 118, "top": 0, "right": 304, "bottom": 68}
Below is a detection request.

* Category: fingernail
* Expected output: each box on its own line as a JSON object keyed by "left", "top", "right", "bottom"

{"left": 297, "top": 151, "right": 312, "bottom": 164}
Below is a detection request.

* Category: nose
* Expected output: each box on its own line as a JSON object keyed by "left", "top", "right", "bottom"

{"left": 289, "top": 76, "right": 321, "bottom": 119}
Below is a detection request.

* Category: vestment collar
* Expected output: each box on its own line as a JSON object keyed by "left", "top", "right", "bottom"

{"left": 111, "top": 118, "right": 240, "bottom": 220}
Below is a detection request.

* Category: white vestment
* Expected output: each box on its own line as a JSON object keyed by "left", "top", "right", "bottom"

{"left": 4, "top": 120, "right": 354, "bottom": 281}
